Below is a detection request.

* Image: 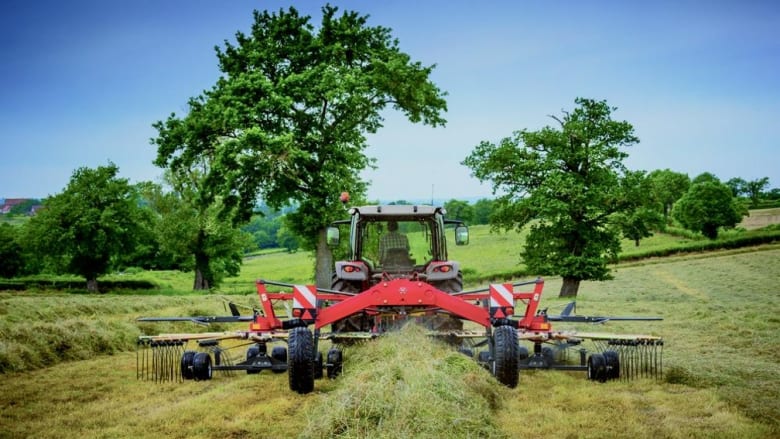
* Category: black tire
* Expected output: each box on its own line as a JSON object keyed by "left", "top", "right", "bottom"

{"left": 587, "top": 353, "right": 607, "bottom": 382}
{"left": 459, "top": 347, "right": 474, "bottom": 358}
{"left": 432, "top": 271, "right": 463, "bottom": 294}
{"left": 492, "top": 325, "right": 519, "bottom": 388}
{"left": 542, "top": 346, "right": 555, "bottom": 366}
{"left": 603, "top": 350, "right": 620, "bottom": 380}
{"left": 288, "top": 327, "right": 315, "bottom": 394}
{"left": 326, "top": 348, "right": 343, "bottom": 379}
{"left": 271, "top": 346, "right": 287, "bottom": 374}
{"left": 246, "top": 345, "right": 260, "bottom": 375}
{"left": 517, "top": 345, "right": 529, "bottom": 361}
{"left": 192, "top": 352, "right": 212, "bottom": 381}
{"left": 330, "top": 278, "right": 367, "bottom": 333}
{"left": 330, "top": 276, "right": 361, "bottom": 294}
{"left": 181, "top": 350, "right": 197, "bottom": 380}
{"left": 314, "top": 351, "right": 324, "bottom": 380}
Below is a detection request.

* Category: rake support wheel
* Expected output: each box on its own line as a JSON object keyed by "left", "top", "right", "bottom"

{"left": 288, "top": 327, "right": 315, "bottom": 394}
{"left": 192, "top": 352, "right": 212, "bottom": 381}
{"left": 181, "top": 350, "right": 196, "bottom": 380}
{"left": 492, "top": 325, "right": 519, "bottom": 388}
{"left": 588, "top": 353, "right": 607, "bottom": 382}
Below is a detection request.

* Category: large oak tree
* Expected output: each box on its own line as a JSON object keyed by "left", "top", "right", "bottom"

{"left": 23, "top": 164, "right": 142, "bottom": 292}
{"left": 463, "top": 98, "right": 640, "bottom": 297}
{"left": 153, "top": 6, "right": 447, "bottom": 287}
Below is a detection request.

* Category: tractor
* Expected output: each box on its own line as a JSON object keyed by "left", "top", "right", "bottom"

{"left": 137, "top": 204, "right": 663, "bottom": 393}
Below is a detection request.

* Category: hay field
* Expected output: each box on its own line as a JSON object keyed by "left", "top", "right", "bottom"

{"left": 1, "top": 248, "right": 779, "bottom": 438}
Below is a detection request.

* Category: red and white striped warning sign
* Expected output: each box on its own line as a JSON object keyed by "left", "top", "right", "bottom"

{"left": 293, "top": 285, "right": 317, "bottom": 310}
{"left": 489, "top": 283, "right": 514, "bottom": 308}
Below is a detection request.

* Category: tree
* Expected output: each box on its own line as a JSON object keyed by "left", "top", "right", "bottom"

{"left": 672, "top": 181, "right": 745, "bottom": 239}
{"left": 612, "top": 171, "right": 665, "bottom": 246}
{"left": 141, "top": 174, "right": 246, "bottom": 290}
{"left": 472, "top": 198, "right": 494, "bottom": 225}
{"left": 744, "top": 177, "right": 770, "bottom": 207}
{"left": 725, "top": 177, "right": 748, "bottom": 197}
{"left": 0, "top": 223, "right": 24, "bottom": 278}
{"left": 647, "top": 169, "right": 690, "bottom": 222}
{"left": 153, "top": 6, "right": 447, "bottom": 288}
{"left": 463, "top": 98, "right": 639, "bottom": 297}
{"left": 22, "top": 164, "right": 141, "bottom": 292}
{"left": 692, "top": 172, "right": 720, "bottom": 185}
{"left": 443, "top": 199, "right": 474, "bottom": 223}
{"left": 277, "top": 221, "right": 301, "bottom": 253}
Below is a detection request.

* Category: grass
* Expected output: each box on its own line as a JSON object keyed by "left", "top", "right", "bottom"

{"left": 1, "top": 248, "right": 778, "bottom": 437}
{"left": 301, "top": 325, "right": 505, "bottom": 438}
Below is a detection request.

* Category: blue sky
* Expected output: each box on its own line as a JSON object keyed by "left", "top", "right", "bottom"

{"left": 1, "top": 1, "right": 778, "bottom": 201}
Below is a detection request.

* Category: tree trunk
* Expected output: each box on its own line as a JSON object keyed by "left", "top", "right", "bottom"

{"left": 193, "top": 251, "right": 211, "bottom": 290}
{"left": 559, "top": 277, "right": 581, "bottom": 298}
{"left": 87, "top": 277, "right": 100, "bottom": 293}
{"left": 635, "top": 239, "right": 640, "bottom": 247}
{"left": 193, "top": 229, "right": 211, "bottom": 290}
{"left": 193, "top": 268, "right": 210, "bottom": 290}
{"left": 315, "top": 228, "right": 333, "bottom": 289}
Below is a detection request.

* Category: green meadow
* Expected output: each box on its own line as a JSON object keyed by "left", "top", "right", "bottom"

{"left": 1, "top": 225, "right": 779, "bottom": 437}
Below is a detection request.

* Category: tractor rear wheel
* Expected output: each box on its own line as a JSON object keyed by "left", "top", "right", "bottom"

{"left": 288, "top": 327, "right": 315, "bottom": 394}
{"left": 431, "top": 271, "right": 463, "bottom": 294}
{"left": 492, "top": 325, "right": 519, "bottom": 388}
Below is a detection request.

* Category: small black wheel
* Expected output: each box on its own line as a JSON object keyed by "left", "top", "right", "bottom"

{"left": 192, "top": 352, "right": 213, "bottom": 381}
{"left": 288, "top": 327, "right": 315, "bottom": 394}
{"left": 603, "top": 350, "right": 620, "bottom": 380}
{"left": 517, "top": 345, "right": 529, "bottom": 361}
{"left": 542, "top": 346, "right": 555, "bottom": 366}
{"left": 326, "top": 348, "right": 343, "bottom": 379}
{"left": 246, "top": 345, "right": 261, "bottom": 375}
{"left": 587, "top": 353, "right": 607, "bottom": 382}
{"left": 271, "top": 346, "right": 287, "bottom": 374}
{"left": 181, "top": 350, "right": 197, "bottom": 380}
{"left": 492, "top": 325, "right": 519, "bottom": 388}
{"left": 459, "top": 347, "right": 474, "bottom": 358}
{"left": 314, "top": 351, "right": 324, "bottom": 380}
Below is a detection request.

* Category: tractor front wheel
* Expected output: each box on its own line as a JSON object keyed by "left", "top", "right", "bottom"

{"left": 288, "top": 327, "right": 315, "bottom": 394}
{"left": 492, "top": 325, "right": 519, "bottom": 388}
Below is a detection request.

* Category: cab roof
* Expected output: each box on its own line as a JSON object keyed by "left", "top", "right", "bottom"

{"left": 349, "top": 205, "right": 445, "bottom": 218}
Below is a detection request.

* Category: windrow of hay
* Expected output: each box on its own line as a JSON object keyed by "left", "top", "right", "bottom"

{"left": 301, "top": 324, "right": 508, "bottom": 439}
{"left": 0, "top": 293, "right": 241, "bottom": 373}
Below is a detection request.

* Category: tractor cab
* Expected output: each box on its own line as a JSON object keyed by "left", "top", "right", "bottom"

{"left": 327, "top": 205, "right": 468, "bottom": 294}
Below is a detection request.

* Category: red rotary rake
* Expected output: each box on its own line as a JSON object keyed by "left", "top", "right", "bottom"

{"left": 137, "top": 276, "right": 663, "bottom": 393}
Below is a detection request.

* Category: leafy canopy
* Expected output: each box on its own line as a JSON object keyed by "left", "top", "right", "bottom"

{"left": 672, "top": 181, "right": 745, "bottom": 239}
{"left": 463, "top": 98, "right": 639, "bottom": 296}
{"left": 153, "top": 5, "right": 447, "bottom": 250}
{"left": 22, "top": 163, "right": 141, "bottom": 291}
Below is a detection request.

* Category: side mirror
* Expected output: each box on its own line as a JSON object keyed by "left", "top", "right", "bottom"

{"left": 454, "top": 225, "right": 469, "bottom": 246}
{"left": 326, "top": 226, "right": 340, "bottom": 247}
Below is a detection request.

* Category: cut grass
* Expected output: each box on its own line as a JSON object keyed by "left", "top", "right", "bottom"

{"left": 1, "top": 244, "right": 778, "bottom": 437}
{"left": 301, "top": 325, "right": 506, "bottom": 438}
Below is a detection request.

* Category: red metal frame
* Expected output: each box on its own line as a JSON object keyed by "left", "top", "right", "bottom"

{"left": 251, "top": 278, "right": 550, "bottom": 334}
